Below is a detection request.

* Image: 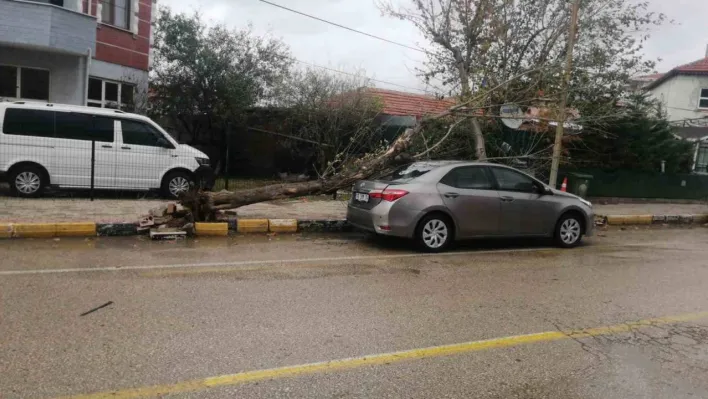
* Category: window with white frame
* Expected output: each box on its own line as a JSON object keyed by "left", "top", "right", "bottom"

{"left": 700, "top": 89, "right": 708, "bottom": 109}
{"left": 0, "top": 65, "right": 50, "bottom": 101}
{"left": 87, "top": 77, "right": 135, "bottom": 110}
{"left": 696, "top": 145, "right": 708, "bottom": 174}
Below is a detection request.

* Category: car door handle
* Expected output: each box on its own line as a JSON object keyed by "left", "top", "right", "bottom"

{"left": 121, "top": 146, "right": 131, "bottom": 150}
{"left": 500, "top": 196, "right": 514, "bottom": 202}
{"left": 444, "top": 192, "right": 459, "bottom": 198}
{"left": 101, "top": 144, "right": 112, "bottom": 148}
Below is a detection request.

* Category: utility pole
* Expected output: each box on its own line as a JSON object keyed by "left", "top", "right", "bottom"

{"left": 548, "top": 0, "right": 580, "bottom": 187}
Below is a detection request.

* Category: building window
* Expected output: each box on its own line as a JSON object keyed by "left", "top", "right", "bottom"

{"left": 0, "top": 66, "right": 50, "bottom": 101}
{"left": 696, "top": 145, "right": 708, "bottom": 174}
{"left": 700, "top": 89, "right": 708, "bottom": 109}
{"left": 87, "top": 77, "right": 135, "bottom": 110}
{"left": 101, "top": 0, "right": 130, "bottom": 30}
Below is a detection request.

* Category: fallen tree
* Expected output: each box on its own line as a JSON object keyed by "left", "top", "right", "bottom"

{"left": 180, "top": 102, "right": 473, "bottom": 220}
{"left": 179, "top": 69, "right": 550, "bottom": 221}
{"left": 181, "top": 123, "right": 418, "bottom": 220}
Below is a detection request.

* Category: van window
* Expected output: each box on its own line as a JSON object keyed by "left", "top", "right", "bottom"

{"left": 55, "top": 112, "right": 114, "bottom": 142}
{"left": 2, "top": 108, "right": 55, "bottom": 137}
{"left": 121, "top": 120, "right": 170, "bottom": 147}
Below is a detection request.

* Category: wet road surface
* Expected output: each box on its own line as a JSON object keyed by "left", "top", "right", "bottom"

{"left": 1, "top": 228, "right": 708, "bottom": 398}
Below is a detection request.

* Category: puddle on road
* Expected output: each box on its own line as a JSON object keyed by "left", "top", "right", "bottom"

{"left": 137, "top": 262, "right": 423, "bottom": 280}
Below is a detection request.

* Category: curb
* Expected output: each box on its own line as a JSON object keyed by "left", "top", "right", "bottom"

{"left": 0, "top": 219, "right": 351, "bottom": 239}
{"left": 601, "top": 213, "right": 708, "bottom": 226}
{"left": 2, "top": 214, "right": 704, "bottom": 238}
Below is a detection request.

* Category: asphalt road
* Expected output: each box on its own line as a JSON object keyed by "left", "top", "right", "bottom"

{"left": 1, "top": 228, "right": 708, "bottom": 398}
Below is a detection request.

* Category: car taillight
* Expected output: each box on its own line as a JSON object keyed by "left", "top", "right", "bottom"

{"left": 369, "top": 189, "right": 409, "bottom": 202}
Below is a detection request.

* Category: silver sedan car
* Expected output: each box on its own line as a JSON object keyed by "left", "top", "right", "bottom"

{"left": 347, "top": 161, "right": 594, "bottom": 251}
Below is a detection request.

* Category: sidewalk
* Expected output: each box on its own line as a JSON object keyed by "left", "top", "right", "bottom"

{"left": 0, "top": 196, "right": 706, "bottom": 223}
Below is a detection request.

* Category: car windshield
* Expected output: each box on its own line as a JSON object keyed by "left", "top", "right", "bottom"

{"left": 379, "top": 162, "right": 446, "bottom": 182}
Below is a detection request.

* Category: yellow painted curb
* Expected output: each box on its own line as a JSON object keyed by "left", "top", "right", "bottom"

{"left": 14, "top": 223, "right": 56, "bottom": 238}
{"left": 607, "top": 214, "right": 662, "bottom": 226}
{"left": 237, "top": 219, "right": 269, "bottom": 234}
{"left": 195, "top": 222, "right": 228, "bottom": 237}
{"left": 268, "top": 219, "right": 298, "bottom": 233}
{"left": 0, "top": 223, "right": 13, "bottom": 238}
{"left": 55, "top": 223, "right": 97, "bottom": 237}
{"left": 605, "top": 215, "right": 627, "bottom": 225}
{"left": 629, "top": 215, "right": 653, "bottom": 225}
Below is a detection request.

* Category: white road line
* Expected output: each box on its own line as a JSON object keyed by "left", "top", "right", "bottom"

{"left": 0, "top": 247, "right": 553, "bottom": 276}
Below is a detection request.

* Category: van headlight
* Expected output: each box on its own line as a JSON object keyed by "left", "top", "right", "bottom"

{"left": 195, "top": 157, "right": 210, "bottom": 166}
{"left": 579, "top": 198, "right": 592, "bottom": 208}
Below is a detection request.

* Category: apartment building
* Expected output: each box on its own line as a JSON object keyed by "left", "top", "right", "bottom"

{"left": 0, "top": 0, "right": 153, "bottom": 110}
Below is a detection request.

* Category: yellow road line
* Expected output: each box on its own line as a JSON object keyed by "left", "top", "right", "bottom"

{"left": 57, "top": 311, "right": 708, "bottom": 399}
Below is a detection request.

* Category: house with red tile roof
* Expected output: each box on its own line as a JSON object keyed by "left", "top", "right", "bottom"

{"left": 364, "top": 88, "right": 456, "bottom": 118}
{"left": 642, "top": 49, "right": 708, "bottom": 123}
{"left": 641, "top": 47, "right": 708, "bottom": 173}
{"left": 358, "top": 88, "right": 458, "bottom": 140}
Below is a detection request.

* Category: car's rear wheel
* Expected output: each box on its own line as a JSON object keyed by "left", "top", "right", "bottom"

{"left": 9, "top": 165, "right": 46, "bottom": 198}
{"left": 554, "top": 213, "right": 583, "bottom": 248}
{"left": 415, "top": 213, "right": 453, "bottom": 252}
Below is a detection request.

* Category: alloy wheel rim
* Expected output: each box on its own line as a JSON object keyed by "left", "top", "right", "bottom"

{"left": 560, "top": 218, "right": 581, "bottom": 244}
{"left": 169, "top": 177, "right": 190, "bottom": 196}
{"left": 16, "top": 172, "right": 40, "bottom": 194}
{"left": 422, "top": 219, "right": 448, "bottom": 249}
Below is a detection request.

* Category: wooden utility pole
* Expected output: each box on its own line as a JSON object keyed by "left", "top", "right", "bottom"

{"left": 548, "top": 0, "right": 580, "bottom": 187}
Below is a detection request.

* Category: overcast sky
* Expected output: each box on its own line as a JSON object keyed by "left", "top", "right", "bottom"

{"left": 164, "top": 0, "right": 708, "bottom": 95}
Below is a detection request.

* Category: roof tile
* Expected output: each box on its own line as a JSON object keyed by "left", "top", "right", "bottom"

{"left": 674, "top": 57, "right": 708, "bottom": 73}
{"left": 364, "top": 88, "right": 456, "bottom": 117}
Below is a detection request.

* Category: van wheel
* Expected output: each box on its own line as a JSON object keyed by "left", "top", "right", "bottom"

{"left": 9, "top": 165, "right": 46, "bottom": 198}
{"left": 415, "top": 213, "right": 453, "bottom": 252}
{"left": 554, "top": 213, "right": 583, "bottom": 248}
{"left": 162, "top": 171, "right": 193, "bottom": 199}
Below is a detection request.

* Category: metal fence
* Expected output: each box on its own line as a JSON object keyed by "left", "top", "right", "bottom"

{"left": 561, "top": 168, "right": 708, "bottom": 200}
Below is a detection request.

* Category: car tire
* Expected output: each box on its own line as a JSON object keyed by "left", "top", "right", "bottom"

{"left": 161, "top": 170, "right": 193, "bottom": 199}
{"left": 9, "top": 165, "right": 46, "bottom": 198}
{"left": 554, "top": 213, "right": 584, "bottom": 248}
{"left": 415, "top": 213, "right": 454, "bottom": 252}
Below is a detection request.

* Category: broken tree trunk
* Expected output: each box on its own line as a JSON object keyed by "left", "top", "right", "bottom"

{"left": 180, "top": 99, "right": 474, "bottom": 221}
{"left": 180, "top": 125, "right": 419, "bottom": 219}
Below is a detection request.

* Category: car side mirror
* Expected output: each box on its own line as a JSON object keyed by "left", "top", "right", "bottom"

{"left": 532, "top": 183, "right": 552, "bottom": 195}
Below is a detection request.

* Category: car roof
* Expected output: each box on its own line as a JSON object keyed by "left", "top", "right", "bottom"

{"left": 0, "top": 101, "right": 149, "bottom": 121}
{"left": 412, "top": 160, "right": 500, "bottom": 168}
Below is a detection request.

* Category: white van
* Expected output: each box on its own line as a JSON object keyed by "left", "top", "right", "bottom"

{"left": 0, "top": 102, "right": 213, "bottom": 198}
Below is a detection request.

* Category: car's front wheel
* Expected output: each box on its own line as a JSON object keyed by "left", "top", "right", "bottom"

{"left": 554, "top": 213, "right": 584, "bottom": 248}
{"left": 9, "top": 165, "right": 47, "bottom": 198}
{"left": 415, "top": 213, "right": 453, "bottom": 252}
{"left": 162, "top": 171, "right": 193, "bottom": 199}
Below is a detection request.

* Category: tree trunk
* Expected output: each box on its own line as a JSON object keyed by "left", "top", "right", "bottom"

{"left": 181, "top": 125, "right": 420, "bottom": 218}
{"left": 456, "top": 61, "right": 487, "bottom": 162}
{"left": 471, "top": 119, "right": 487, "bottom": 161}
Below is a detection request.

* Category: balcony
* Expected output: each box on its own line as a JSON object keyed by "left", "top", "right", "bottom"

{"left": 0, "top": 0, "right": 96, "bottom": 56}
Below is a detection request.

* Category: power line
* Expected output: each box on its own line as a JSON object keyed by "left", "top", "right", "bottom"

{"left": 258, "top": 0, "right": 427, "bottom": 54}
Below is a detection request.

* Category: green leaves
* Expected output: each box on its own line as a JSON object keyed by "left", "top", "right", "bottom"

{"left": 149, "top": 8, "right": 292, "bottom": 138}
{"left": 569, "top": 94, "right": 694, "bottom": 173}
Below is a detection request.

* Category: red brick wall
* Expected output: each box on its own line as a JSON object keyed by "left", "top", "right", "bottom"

{"left": 92, "top": 0, "right": 152, "bottom": 71}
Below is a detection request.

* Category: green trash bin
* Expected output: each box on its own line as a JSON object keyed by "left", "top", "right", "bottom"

{"left": 566, "top": 173, "right": 593, "bottom": 198}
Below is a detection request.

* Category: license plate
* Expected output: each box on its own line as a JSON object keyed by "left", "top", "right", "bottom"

{"left": 354, "top": 192, "right": 369, "bottom": 202}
